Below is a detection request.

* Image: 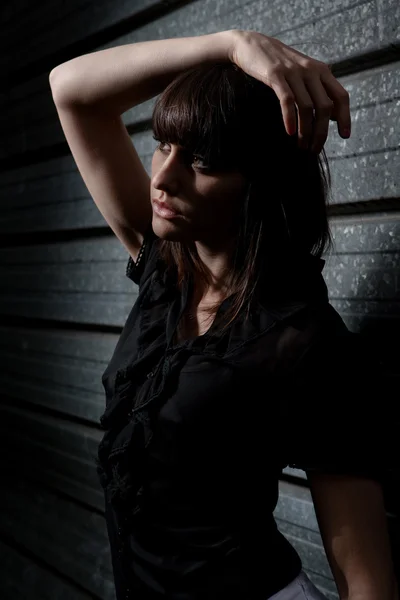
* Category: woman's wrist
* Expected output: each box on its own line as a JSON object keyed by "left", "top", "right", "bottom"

{"left": 217, "top": 29, "right": 242, "bottom": 64}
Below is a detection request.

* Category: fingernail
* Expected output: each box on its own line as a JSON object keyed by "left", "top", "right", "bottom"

{"left": 342, "top": 127, "right": 351, "bottom": 138}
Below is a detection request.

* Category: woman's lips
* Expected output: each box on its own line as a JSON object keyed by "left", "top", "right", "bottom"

{"left": 152, "top": 198, "right": 181, "bottom": 219}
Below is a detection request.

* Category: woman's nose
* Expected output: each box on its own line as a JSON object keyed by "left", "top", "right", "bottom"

{"left": 152, "top": 149, "right": 182, "bottom": 193}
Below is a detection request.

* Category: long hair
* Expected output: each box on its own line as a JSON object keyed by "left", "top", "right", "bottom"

{"left": 152, "top": 62, "right": 332, "bottom": 330}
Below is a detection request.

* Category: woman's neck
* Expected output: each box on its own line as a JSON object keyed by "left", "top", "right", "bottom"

{"left": 194, "top": 240, "right": 233, "bottom": 296}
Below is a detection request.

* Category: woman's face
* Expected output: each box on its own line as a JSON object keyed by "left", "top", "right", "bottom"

{"left": 150, "top": 141, "right": 247, "bottom": 246}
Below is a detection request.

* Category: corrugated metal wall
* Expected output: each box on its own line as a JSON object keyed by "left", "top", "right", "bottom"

{"left": 1, "top": 1, "right": 399, "bottom": 598}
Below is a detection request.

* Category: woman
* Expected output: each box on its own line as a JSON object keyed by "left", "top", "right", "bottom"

{"left": 50, "top": 29, "right": 398, "bottom": 600}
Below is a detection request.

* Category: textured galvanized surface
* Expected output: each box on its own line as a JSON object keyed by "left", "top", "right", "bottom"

{"left": 2, "top": 0, "right": 400, "bottom": 157}
{"left": 1, "top": 0, "right": 397, "bottom": 76}
{"left": 0, "top": 215, "right": 399, "bottom": 330}
{"left": 2, "top": 62, "right": 399, "bottom": 236}
{"left": 327, "top": 216, "right": 400, "bottom": 332}
{"left": 0, "top": 462, "right": 340, "bottom": 600}
{"left": 1, "top": 0, "right": 399, "bottom": 598}
{"left": 277, "top": 480, "right": 400, "bottom": 599}
{"left": 276, "top": 482, "right": 336, "bottom": 598}
{"left": 0, "top": 235, "right": 139, "bottom": 325}
{"left": 1, "top": 0, "right": 184, "bottom": 74}
{"left": 327, "top": 217, "right": 400, "bottom": 299}
{"left": 0, "top": 439, "right": 394, "bottom": 600}
{"left": 0, "top": 131, "right": 153, "bottom": 233}
{"left": 1, "top": 402, "right": 103, "bottom": 508}
{"left": 0, "top": 326, "right": 116, "bottom": 421}
{"left": 0, "top": 477, "right": 115, "bottom": 599}
{"left": 0, "top": 540, "right": 93, "bottom": 600}
{"left": 4, "top": 47, "right": 399, "bottom": 153}
{"left": 1, "top": 411, "right": 397, "bottom": 599}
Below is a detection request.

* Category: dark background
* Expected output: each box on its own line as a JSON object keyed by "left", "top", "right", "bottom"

{"left": 0, "top": 1, "right": 399, "bottom": 598}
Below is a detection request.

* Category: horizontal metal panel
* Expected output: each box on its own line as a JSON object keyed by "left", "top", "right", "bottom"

{"left": 328, "top": 215, "right": 400, "bottom": 332}
{"left": 0, "top": 539, "right": 94, "bottom": 600}
{"left": 0, "top": 129, "right": 153, "bottom": 190}
{"left": 0, "top": 0, "right": 168, "bottom": 68}
{"left": 303, "top": 572, "right": 338, "bottom": 600}
{"left": 0, "top": 402, "right": 101, "bottom": 456}
{"left": 0, "top": 235, "right": 138, "bottom": 325}
{"left": 0, "top": 289, "right": 136, "bottom": 326}
{"left": 325, "top": 253, "right": 399, "bottom": 299}
{"left": 276, "top": 478, "right": 400, "bottom": 598}
{"left": 279, "top": 521, "right": 333, "bottom": 578}
{"left": 1, "top": 215, "right": 399, "bottom": 329}
{"left": 0, "top": 404, "right": 102, "bottom": 503}
{"left": 380, "top": 0, "right": 400, "bottom": 43}
{"left": 117, "top": 52, "right": 400, "bottom": 171}
{"left": 0, "top": 477, "right": 115, "bottom": 599}
{"left": 282, "top": 466, "right": 307, "bottom": 480}
{"left": 2, "top": 63, "right": 400, "bottom": 236}
{"left": 0, "top": 326, "right": 116, "bottom": 421}
{"left": 2, "top": 436, "right": 103, "bottom": 510}
{"left": 0, "top": 198, "right": 106, "bottom": 233}
{"left": 330, "top": 298, "right": 400, "bottom": 333}
{"left": 2, "top": 4, "right": 400, "bottom": 154}
{"left": 2, "top": 0, "right": 397, "bottom": 78}
{"left": 329, "top": 216, "right": 400, "bottom": 331}
{"left": 330, "top": 216, "right": 400, "bottom": 252}
{"left": 330, "top": 150, "right": 400, "bottom": 204}
{"left": 1, "top": 0, "right": 182, "bottom": 75}
{"left": 0, "top": 463, "right": 334, "bottom": 599}
{"left": 5, "top": 50, "right": 400, "bottom": 154}
{"left": 0, "top": 149, "right": 398, "bottom": 236}
{"left": 0, "top": 443, "right": 336, "bottom": 599}
{"left": 1, "top": 425, "right": 397, "bottom": 598}
{"left": 0, "top": 132, "right": 154, "bottom": 234}
{"left": 275, "top": 481, "right": 318, "bottom": 530}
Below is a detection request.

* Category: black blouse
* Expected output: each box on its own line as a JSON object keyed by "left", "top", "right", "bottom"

{"left": 96, "top": 227, "right": 383, "bottom": 600}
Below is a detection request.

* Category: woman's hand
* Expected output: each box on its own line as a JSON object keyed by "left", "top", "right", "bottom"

{"left": 228, "top": 29, "right": 351, "bottom": 154}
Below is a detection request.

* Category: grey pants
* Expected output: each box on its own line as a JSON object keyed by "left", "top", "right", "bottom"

{"left": 268, "top": 571, "right": 329, "bottom": 600}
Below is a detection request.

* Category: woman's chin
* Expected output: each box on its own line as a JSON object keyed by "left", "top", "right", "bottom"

{"left": 152, "top": 215, "right": 188, "bottom": 241}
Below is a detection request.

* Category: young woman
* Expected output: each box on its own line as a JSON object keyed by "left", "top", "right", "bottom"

{"left": 50, "top": 29, "right": 398, "bottom": 600}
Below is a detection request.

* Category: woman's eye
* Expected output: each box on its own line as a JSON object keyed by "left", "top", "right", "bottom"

{"left": 157, "top": 141, "right": 169, "bottom": 152}
{"left": 192, "top": 155, "right": 210, "bottom": 170}
{"left": 153, "top": 138, "right": 211, "bottom": 171}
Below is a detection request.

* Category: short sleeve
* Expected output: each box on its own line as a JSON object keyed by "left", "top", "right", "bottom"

{"left": 284, "top": 329, "right": 397, "bottom": 480}
{"left": 126, "top": 223, "right": 159, "bottom": 286}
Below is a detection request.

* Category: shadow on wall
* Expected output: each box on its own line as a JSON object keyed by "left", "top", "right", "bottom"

{"left": 358, "top": 313, "right": 400, "bottom": 583}
{"left": 324, "top": 215, "right": 400, "bottom": 580}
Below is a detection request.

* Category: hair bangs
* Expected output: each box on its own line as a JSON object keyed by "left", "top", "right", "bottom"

{"left": 152, "top": 64, "right": 251, "bottom": 172}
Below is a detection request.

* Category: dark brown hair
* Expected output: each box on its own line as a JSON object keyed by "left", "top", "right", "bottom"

{"left": 152, "top": 62, "right": 332, "bottom": 330}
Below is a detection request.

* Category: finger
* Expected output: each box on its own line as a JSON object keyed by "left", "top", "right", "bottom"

{"left": 304, "top": 76, "right": 334, "bottom": 153}
{"left": 285, "top": 76, "right": 314, "bottom": 149}
{"left": 269, "top": 77, "right": 297, "bottom": 136}
{"left": 320, "top": 70, "right": 351, "bottom": 138}
{"left": 329, "top": 102, "right": 339, "bottom": 121}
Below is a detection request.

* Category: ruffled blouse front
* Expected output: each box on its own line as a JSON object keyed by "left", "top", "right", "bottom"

{"left": 96, "top": 227, "right": 383, "bottom": 599}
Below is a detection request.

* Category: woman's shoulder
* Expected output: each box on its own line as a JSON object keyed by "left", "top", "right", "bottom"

{"left": 279, "top": 299, "right": 374, "bottom": 386}
{"left": 255, "top": 249, "right": 350, "bottom": 358}
{"left": 125, "top": 224, "right": 177, "bottom": 292}
{"left": 260, "top": 299, "right": 349, "bottom": 373}
{"left": 125, "top": 223, "right": 160, "bottom": 286}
